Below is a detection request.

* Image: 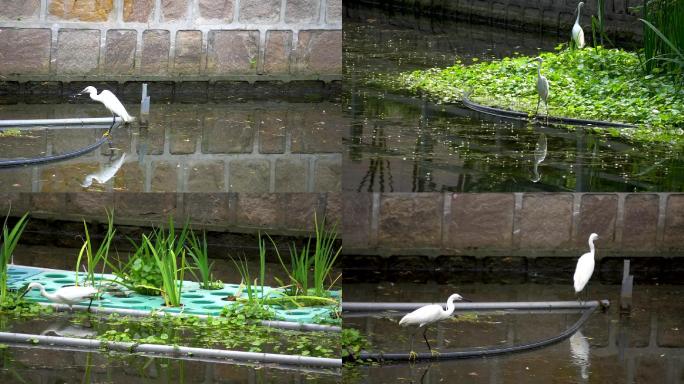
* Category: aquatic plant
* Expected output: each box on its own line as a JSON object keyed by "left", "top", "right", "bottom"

{"left": 145, "top": 234, "right": 186, "bottom": 307}
{"left": 312, "top": 215, "right": 342, "bottom": 297}
{"left": 75, "top": 209, "right": 115, "bottom": 289}
{"left": 110, "top": 218, "right": 189, "bottom": 296}
{"left": 341, "top": 328, "right": 369, "bottom": 360}
{"left": 269, "top": 234, "right": 310, "bottom": 296}
{"left": 642, "top": 0, "right": 683, "bottom": 77}
{"left": 0, "top": 213, "right": 29, "bottom": 306}
{"left": 231, "top": 255, "right": 260, "bottom": 304}
{"left": 187, "top": 230, "right": 223, "bottom": 290}
{"left": 380, "top": 47, "right": 684, "bottom": 142}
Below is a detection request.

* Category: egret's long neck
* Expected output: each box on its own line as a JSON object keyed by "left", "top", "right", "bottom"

{"left": 588, "top": 237, "right": 596, "bottom": 255}
{"left": 443, "top": 297, "right": 457, "bottom": 319}
{"left": 537, "top": 61, "right": 542, "bottom": 77}
{"left": 36, "top": 285, "right": 52, "bottom": 300}
{"left": 575, "top": 5, "right": 582, "bottom": 25}
{"left": 89, "top": 91, "right": 102, "bottom": 102}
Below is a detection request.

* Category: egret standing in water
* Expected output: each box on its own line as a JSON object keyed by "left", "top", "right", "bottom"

{"left": 574, "top": 233, "right": 599, "bottom": 301}
{"left": 21, "top": 282, "right": 98, "bottom": 311}
{"left": 530, "top": 57, "right": 550, "bottom": 120}
{"left": 399, "top": 293, "right": 469, "bottom": 358}
{"left": 572, "top": 2, "right": 586, "bottom": 49}
{"left": 77, "top": 86, "right": 134, "bottom": 131}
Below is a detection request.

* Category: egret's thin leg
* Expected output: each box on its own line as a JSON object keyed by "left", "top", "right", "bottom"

{"left": 545, "top": 100, "right": 549, "bottom": 123}
{"left": 87, "top": 297, "right": 94, "bottom": 312}
{"left": 535, "top": 97, "right": 541, "bottom": 116}
{"left": 422, "top": 326, "right": 432, "bottom": 352}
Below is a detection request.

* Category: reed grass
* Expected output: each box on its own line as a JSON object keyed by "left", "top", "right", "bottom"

{"left": 145, "top": 234, "right": 186, "bottom": 307}
{"left": 312, "top": 215, "right": 341, "bottom": 297}
{"left": 642, "top": 0, "right": 684, "bottom": 78}
{"left": 75, "top": 209, "right": 115, "bottom": 288}
{"left": 187, "top": 230, "right": 222, "bottom": 290}
{"left": 0, "top": 213, "right": 29, "bottom": 305}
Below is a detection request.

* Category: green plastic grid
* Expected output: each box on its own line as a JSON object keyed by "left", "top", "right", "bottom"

{"left": 8, "top": 266, "right": 339, "bottom": 324}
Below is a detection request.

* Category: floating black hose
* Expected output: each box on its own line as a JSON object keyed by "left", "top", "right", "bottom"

{"left": 462, "top": 92, "right": 637, "bottom": 128}
{"left": 345, "top": 303, "right": 598, "bottom": 363}
{"left": 0, "top": 123, "right": 118, "bottom": 168}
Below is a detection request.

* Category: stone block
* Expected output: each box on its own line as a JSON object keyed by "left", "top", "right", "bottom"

{"left": 235, "top": 194, "right": 280, "bottom": 228}
{"left": 578, "top": 194, "right": 617, "bottom": 247}
{"left": 213, "top": 81, "right": 285, "bottom": 102}
{"left": 122, "top": 81, "right": 174, "bottom": 103}
{"left": 325, "top": 192, "right": 341, "bottom": 228}
{"left": 202, "top": 110, "right": 254, "bottom": 153}
{"left": 207, "top": 30, "right": 259, "bottom": 75}
{"left": 174, "top": 30, "right": 202, "bottom": 75}
{"left": 198, "top": 0, "right": 234, "bottom": 22}
{"left": 0, "top": 1, "right": 40, "bottom": 20}
{"left": 294, "top": 30, "right": 342, "bottom": 74}
{"left": 264, "top": 31, "right": 292, "bottom": 74}
{"left": 275, "top": 158, "right": 307, "bottom": 192}
{"left": 290, "top": 107, "right": 343, "bottom": 153}
{"left": 622, "top": 194, "right": 658, "bottom": 251}
{"left": 0, "top": 193, "right": 30, "bottom": 217}
{"left": 314, "top": 158, "right": 340, "bottom": 192}
{"left": 123, "top": 0, "right": 154, "bottom": 22}
{"left": 161, "top": 0, "right": 188, "bottom": 21}
{"left": 0, "top": 169, "right": 32, "bottom": 192}
{"left": 183, "top": 193, "right": 230, "bottom": 225}
{"left": 283, "top": 193, "right": 322, "bottom": 231}
{"left": 0, "top": 85, "right": 21, "bottom": 105}
{"left": 285, "top": 0, "right": 320, "bottom": 23}
{"left": 385, "top": 255, "right": 438, "bottom": 283}
{"left": 229, "top": 160, "right": 270, "bottom": 193}
{"left": 258, "top": 110, "right": 287, "bottom": 153}
{"left": 482, "top": 256, "right": 527, "bottom": 283}
{"left": 175, "top": 81, "right": 208, "bottom": 103}
{"left": 114, "top": 193, "right": 177, "bottom": 219}
{"left": 239, "top": 0, "right": 280, "bottom": 23}
{"left": 343, "top": 192, "right": 371, "bottom": 248}
{"left": 65, "top": 193, "right": 114, "bottom": 216}
{"left": 663, "top": 194, "right": 684, "bottom": 250}
{"left": 49, "top": 0, "right": 113, "bottom": 21}
{"left": 519, "top": 193, "right": 573, "bottom": 249}
{"left": 169, "top": 107, "right": 200, "bottom": 154}
{"left": 186, "top": 161, "right": 225, "bottom": 192}
{"left": 433, "top": 256, "right": 480, "bottom": 284}
{"left": 449, "top": 193, "right": 514, "bottom": 249}
{"left": 0, "top": 28, "right": 51, "bottom": 75}
{"left": 113, "top": 162, "right": 144, "bottom": 192}
{"left": 56, "top": 29, "right": 100, "bottom": 75}
{"left": 105, "top": 30, "right": 137, "bottom": 75}
{"left": 25, "top": 81, "right": 62, "bottom": 103}
{"left": 326, "top": 0, "right": 341, "bottom": 23}
{"left": 141, "top": 30, "right": 170, "bottom": 75}
{"left": 40, "top": 163, "right": 100, "bottom": 192}
{"left": 151, "top": 161, "right": 178, "bottom": 192}
{"left": 344, "top": 255, "right": 385, "bottom": 285}
{"left": 378, "top": 193, "right": 442, "bottom": 249}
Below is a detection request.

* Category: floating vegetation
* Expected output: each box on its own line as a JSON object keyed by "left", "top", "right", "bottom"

{"left": 375, "top": 47, "right": 684, "bottom": 143}
{"left": 0, "top": 212, "right": 28, "bottom": 307}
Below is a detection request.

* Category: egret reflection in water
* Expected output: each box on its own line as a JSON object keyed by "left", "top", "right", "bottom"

{"left": 531, "top": 133, "right": 547, "bottom": 183}
{"left": 569, "top": 330, "right": 590, "bottom": 380}
{"left": 82, "top": 152, "right": 127, "bottom": 188}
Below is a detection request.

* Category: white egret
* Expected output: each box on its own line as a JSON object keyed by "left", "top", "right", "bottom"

{"left": 569, "top": 330, "right": 590, "bottom": 380}
{"left": 532, "top": 133, "right": 547, "bottom": 183}
{"left": 21, "top": 282, "right": 98, "bottom": 311}
{"left": 399, "top": 293, "right": 469, "bottom": 357}
{"left": 82, "top": 153, "right": 127, "bottom": 187}
{"left": 77, "top": 86, "right": 134, "bottom": 131}
{"left": 530, "top": 57, "right": 550, "bottom": 119}
{"left": 572, "top": 2, "right": 586, "bottom": 49}
{"left": 574, "top": 233, "right": 599, "bottom": 301}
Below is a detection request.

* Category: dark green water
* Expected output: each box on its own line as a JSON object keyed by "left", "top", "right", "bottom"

{"left": 343, "top": 6, "right": 684, "bottom": 192}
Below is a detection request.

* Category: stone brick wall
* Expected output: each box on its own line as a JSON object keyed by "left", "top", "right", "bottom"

{"left": 0, "top": 192, "right": 341, "bottom": 236}
{"left": 0, "top": 102, "right": 342, "bottom": 193}
{"left": 348, "top": 0, "right": 642, "bottom": 41}
{"left": 344, "top": 192, "right": 684, "bottom": 258}
{"left": 0, "top": 0, "right": 342, "bottom": 82}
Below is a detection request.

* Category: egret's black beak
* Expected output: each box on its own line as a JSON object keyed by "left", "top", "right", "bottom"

{"left": 18, "top": 287, "right": 30, "bottom": 299}
{"left": 460, "top": 297, "right": 472, "bottom": 302}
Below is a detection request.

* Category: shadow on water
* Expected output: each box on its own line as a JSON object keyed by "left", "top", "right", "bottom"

{"left": 344, "top": 282, "right": 684, "bottom": 383}
{"left": 343, "top": 7, "right": 684, "bottom": 193}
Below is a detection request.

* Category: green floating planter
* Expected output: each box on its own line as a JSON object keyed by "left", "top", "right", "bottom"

{"left": 8, "top": 266, "right": 338, "bottom": 324}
